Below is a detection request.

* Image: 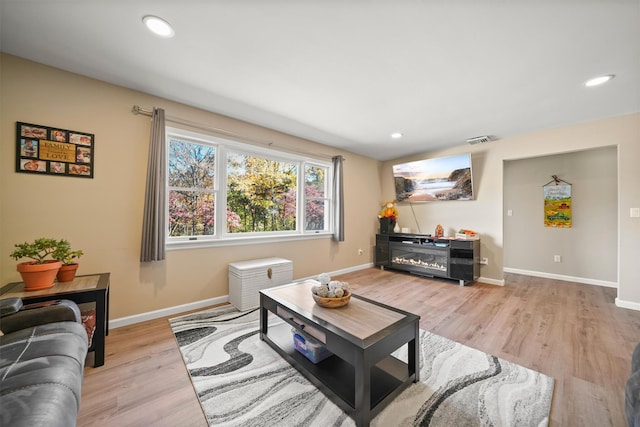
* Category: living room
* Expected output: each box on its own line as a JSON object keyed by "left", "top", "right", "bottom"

{"left": 1, "top": 2, "right": 640, "bottom": 426}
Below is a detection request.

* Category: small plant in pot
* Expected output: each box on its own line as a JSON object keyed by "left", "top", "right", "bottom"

{"left": 10, "top": 238, "right": 63, "bottom": 291}
{"left": 52, "top": 239, "right": 84, "bottom": 282}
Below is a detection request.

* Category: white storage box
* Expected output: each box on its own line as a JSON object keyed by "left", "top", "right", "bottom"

{"left": 229, "top": 257, "right": 293, "bottom": 311}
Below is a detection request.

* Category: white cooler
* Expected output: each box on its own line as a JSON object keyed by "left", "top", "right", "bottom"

{"left": 228, "top": 257, "right": 293, "bottom": 311}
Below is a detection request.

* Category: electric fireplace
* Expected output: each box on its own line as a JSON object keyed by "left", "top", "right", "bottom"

{"left": 390, "top": 244, "right": 448, "bottom": 276}
{"left": 375, "top": 233, "right": 480, "bottom": 286}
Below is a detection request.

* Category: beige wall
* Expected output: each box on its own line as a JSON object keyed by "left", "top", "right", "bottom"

{"left": 3, "top": 53, "right": 639, "bottom": 318}
{"left": 381, "top": 113, "right": 640, "bottom": 307}
{"left": 0, "top": 54, "right": 383, "bottom": 319}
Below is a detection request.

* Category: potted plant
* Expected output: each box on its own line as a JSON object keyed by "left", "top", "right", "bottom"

{"left": 52, "top": 239, "right": 84, "bottom": 282}
{"left": 9, "top": 238, "right": 63, "bottom": 291}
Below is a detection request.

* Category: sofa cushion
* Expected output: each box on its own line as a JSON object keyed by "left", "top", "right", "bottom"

{"left": 1, "top": 300, "right": 81, "bottom": 335}
{"left": 0, "top": 321, "right": 88, "bottom": 427}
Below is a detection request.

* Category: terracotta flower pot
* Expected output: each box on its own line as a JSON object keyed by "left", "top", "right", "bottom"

{"left": 57, "top": 263, "right": 79, "bottom": 282}
{"left": 17, "top": 260, "right": 62, "bottom": 291}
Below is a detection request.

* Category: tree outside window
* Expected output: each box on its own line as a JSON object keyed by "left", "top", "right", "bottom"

{"left": 168, "top": 139, "right": 215, "bottom": 237}
{"left": 227, "top": 152, "right": 297, "bottom": 232}
{"left": 305, "top": 164, "right": 328, "bottom": 232}
{"left": 166, "top": 128, "right": 332, "bottom": 243}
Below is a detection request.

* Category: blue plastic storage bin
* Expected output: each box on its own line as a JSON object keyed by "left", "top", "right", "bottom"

{"left": 292, "top": 330, "right": 332, "bottom": 364}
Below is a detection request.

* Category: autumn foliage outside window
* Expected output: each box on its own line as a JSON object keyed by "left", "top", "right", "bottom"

{"left": 168, "top": 139, "right": 216, "bottom": 237}
{"left": 166, "top": 129, "right": 331, "bottom": 242}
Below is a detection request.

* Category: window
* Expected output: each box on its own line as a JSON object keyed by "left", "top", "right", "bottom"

{"left": 168, "top": 138, "right": 216, "bottom": 238}
{"left": 304, "top": 164, "right": 329, "bottom": 232}
{"left": 166, "top": 127, "right": 332, "bottom": 246}
{"left": 227, "top": 151, "right": 298, "bottom": 233}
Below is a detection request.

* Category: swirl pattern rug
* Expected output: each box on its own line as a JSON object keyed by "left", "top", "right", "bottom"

{"left": 169, "top": 305, "right": 553, "bottom": 426}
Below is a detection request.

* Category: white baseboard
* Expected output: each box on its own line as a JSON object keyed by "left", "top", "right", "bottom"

{"left": 477, "top": 276, "right": 505, "bottom": 286}
{"left": 298, "top": 263, "right": 374, "bottom": 281}
{"left": 111, "top": 263, "right": 524, "bottom": 328}
{"left": 615, "top": 297, "right": 640, "bottom": 311}
{"left": 110, "top": 263, "right": 637, "bottom": 328}
{"left": 503, "top": 267, "right": 618, "bottom": 288}
{"left": 110, "top": 263, "right": 375, "bottom": 329}
{"left": 109, "top": 295, "right": 229, "bottom": 329}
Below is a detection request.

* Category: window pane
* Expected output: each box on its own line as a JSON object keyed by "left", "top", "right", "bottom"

{"left": 305, "top": 165, "right": 327, "bottom": 231}
{"left": 168, "top": 139, "right": 215, "bottom": 189}
{"left": 305, "top": 199, "right": 326, "bottom": 231}
{"left": 227, "top": 152, "right": 297, "bottom": 232}
{"left": 305, "top": 165, "right": 325, "bottom": 197}
{"left": 168, "top": 190, "right": 215, "bottom": 236}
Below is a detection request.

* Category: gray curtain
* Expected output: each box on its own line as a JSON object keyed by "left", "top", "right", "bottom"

{"left": 140, "top": 108, "right": 166, "bottom": 262}
{"left": 332, "top": 155, "right": 344, "bottom": 242}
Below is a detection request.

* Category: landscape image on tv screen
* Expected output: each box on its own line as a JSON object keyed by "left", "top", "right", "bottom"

{"left": 392, "top": 153, "right": 473, "bottom": 202}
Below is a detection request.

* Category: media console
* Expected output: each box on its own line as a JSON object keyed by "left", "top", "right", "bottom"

{"left": 375, "top": 233, "right": 480, "bottom": 286}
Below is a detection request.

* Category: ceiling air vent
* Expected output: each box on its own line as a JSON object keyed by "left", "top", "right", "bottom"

{"left": 465, "top": 135, "right": 493, "bottom": 145}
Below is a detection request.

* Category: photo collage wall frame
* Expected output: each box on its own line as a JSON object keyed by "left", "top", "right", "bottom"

{"left": 16, "top": 121, "right": 94, "bottom": 179}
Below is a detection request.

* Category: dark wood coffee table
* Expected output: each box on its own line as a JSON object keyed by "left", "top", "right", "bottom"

{"left": 260, "top": 280, "right": 420, "bottom": 427}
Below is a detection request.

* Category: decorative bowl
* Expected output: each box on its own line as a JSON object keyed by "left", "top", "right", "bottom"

{"left": 312, "top": 291, "right": 351, "bottom": 308}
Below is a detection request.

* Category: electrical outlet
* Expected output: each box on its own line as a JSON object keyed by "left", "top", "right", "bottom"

{"left": 631, "top": 208, "right": 640, "bottom": 218}
{"left": 554, "top": 255, "right": 561, "bottom": 263}
{"left": 357, "top": 248, "right": 364, "bottom": 255}
{"left": 480, "top": 257, "right": 488, "bottom": 265}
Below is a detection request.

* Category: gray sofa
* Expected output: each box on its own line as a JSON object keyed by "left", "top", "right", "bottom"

{"left": 0, "top": 298, "right": 89, "bottom": 427}
{"left": 627, "top": 342, "right": 640, "bottom": 427}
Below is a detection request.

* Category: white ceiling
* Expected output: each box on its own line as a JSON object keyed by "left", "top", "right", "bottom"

{"left": 1, "top": 1, "right": 638, "bottom": 160}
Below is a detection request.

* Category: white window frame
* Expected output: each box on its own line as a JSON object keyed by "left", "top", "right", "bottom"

{"left": 165, "top": 127, "right": 334, "bottom": 250}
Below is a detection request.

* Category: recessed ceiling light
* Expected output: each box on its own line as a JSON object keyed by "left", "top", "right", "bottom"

{"left": 391, "top": 132, "right": 403, "bottom": 139}
{"left": 143, "top": 15, "right": 175, "bottom": 38}
{"left": 584, "top": 74, "right": 615, "bottom": 87}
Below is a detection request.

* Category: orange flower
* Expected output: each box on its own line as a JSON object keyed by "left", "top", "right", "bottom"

{"left": 379, "top": 200, "right": 398, "bottom": 221}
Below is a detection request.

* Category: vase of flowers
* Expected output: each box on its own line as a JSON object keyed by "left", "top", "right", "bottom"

{"left": 379, "top": 200, "right": 398, "bottom": 234}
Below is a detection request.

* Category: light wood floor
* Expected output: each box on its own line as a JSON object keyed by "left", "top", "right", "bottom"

{"left": 77, "top": 269, "right": 640, "bottom": 426}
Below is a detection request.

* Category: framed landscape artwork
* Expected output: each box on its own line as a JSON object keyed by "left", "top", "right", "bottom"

{"left": 16, "top": 121, "right": 94, "bottom": 179}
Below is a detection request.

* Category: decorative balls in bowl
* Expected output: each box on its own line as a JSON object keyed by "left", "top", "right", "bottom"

{"left": 312, "top": 274, "right": 351, "bottom": 308}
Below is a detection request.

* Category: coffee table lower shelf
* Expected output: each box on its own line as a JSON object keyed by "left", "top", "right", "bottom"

{"left": 262, "top": 316, "right": 412, "bottom": 423}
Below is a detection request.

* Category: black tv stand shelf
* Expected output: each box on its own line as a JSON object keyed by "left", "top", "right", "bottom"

{"left": 375, "top": 233, "right": 480, "bottom": 286}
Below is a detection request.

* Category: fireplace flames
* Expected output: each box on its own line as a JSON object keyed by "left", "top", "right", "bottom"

{"left": 392, "top": 256, "right": 446, "bottom": 272}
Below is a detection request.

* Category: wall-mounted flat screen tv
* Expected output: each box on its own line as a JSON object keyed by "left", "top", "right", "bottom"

{"left": 392, "top": 153, "right": 474, "bottom": 202}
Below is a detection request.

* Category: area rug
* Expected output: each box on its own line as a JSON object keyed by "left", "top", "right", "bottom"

{"left": 169, "top": 305, "right": 553, "bottom": 426}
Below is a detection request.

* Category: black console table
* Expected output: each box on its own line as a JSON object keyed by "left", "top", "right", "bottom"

{"left": 375, "top": 233, "right": 479, "bottom": 286}
{"left": 1, "top": 273, "right": 110, "bottom": 367}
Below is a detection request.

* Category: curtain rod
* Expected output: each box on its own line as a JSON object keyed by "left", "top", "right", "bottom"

{"left": 131, "top": 105, "right": 340, "bottom": 161}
